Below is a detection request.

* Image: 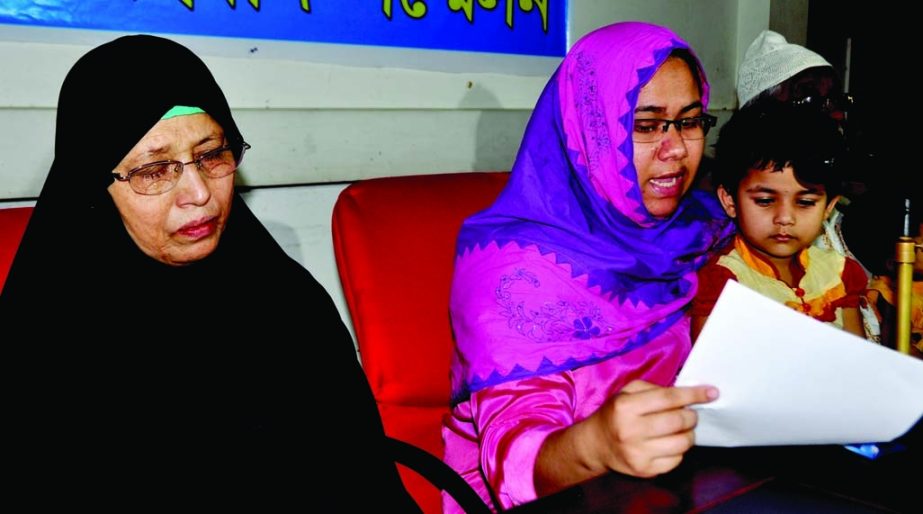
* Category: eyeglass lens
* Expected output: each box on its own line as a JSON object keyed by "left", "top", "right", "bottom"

{"left": 793, "top": 93, "right": 853, "bottom": 112}
{"left": 632, "top": 116, "right": 715, "bottom": 143}
{"left": 128, "top": 143, "right": 248, "bottom": 195}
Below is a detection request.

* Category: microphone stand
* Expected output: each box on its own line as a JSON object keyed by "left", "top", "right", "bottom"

{"left": 895, "top": 198, "right": 914, "bottom": 355}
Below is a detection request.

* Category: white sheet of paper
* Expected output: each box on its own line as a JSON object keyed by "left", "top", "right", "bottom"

{"left": 675, "top": 280, "right": 923, "bottom": 447}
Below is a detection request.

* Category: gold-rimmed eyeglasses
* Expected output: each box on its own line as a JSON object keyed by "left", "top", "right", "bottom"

{"left": 112, "top": 141, "right": 251, "bottom": 196}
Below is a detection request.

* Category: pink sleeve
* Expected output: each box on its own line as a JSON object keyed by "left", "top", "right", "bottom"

{"left": 468, "top": 372, "right": 577, "bottom": 508}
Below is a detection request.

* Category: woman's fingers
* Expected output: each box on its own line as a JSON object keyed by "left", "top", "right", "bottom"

{"left": 616, "top": 401, "right": 699, "bottom": 445}
{"left": 620, "top": 382, "right": 718, "bottom": 416}
{"left": 615, "top": 431, "right": 694, "bottom": 477}
{"left": 648, "top": 405, "right": 699, "bottom": 436}
{"left": 602, "top": 381, "right": 714, "bottom": 477}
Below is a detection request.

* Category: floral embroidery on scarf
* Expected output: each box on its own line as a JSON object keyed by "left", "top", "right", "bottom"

{"left": 575, "top": 51, "right": 609, "bottom": 176}
{"left": 450, "top": 23, "right": 732, "bottom": 399}
{"left": 574, "top": 317, "right": 601, "bottom": 339}
{"left": 496, "top": 268, "right": 612, "bottom": 342}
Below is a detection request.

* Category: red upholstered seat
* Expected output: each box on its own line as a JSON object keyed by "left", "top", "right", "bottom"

{"left": 332, "top": 172, "right": 508, "bottom": 513}
{"left": 0, "top": 206, "right": 33, "bottom": 293}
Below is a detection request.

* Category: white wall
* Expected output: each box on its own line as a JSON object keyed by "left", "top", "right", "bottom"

{"left": 0, "top": 24, "right": 554, "bottom": 199}
{"left": 0, "top": 2, "right": 796, "bottom": 349}
{"left": 570, "top": 0, "right": 741, "bottom": 111}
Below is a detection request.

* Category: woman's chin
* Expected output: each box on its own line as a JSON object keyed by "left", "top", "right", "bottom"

{"left": 642, "top": 196, "right": 682, "bottom": 218}
{"left": 159, "top": 238, "right": 220, "bottom": 266}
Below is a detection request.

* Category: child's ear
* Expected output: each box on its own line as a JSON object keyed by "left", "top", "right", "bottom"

{"left": 717, "top": 186, "right": 737, "bottom": 218}
{"left": 824, "top": 195, "right": 842, "bottom": 219}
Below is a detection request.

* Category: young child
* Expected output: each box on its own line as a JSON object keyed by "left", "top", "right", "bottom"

{"left": 692, "top": 104, "right": 867, "bottom": 340}
{"left": 841, "top": 185, "right": 923, "bottom": 356}
{"left": 733, "top": 30, "right": 882, "bottom": 342}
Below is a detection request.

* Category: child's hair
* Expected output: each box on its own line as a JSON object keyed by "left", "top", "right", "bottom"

{"left": 713, "top": 103, "right": 847, "bottom": 199}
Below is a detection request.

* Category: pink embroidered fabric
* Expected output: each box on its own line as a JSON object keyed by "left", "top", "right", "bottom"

{"left": 442, "top": 321, "right": 690, "bottom": 511}
{"left": 442, "top": 21, "right": 732, "bottom": 513}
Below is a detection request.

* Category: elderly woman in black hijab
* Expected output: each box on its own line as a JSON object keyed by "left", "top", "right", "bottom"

{"left": 0, "top": 35, "right": 416, "bottom": 508}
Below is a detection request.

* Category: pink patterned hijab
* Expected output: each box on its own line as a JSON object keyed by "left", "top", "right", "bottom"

{"left": 449, "top": 22, "right": 733, "bottom": 403}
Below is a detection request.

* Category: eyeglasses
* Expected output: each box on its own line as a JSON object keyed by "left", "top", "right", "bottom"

{"left": 112, "top": 142, "right": 251, "bottom": 195}
{"left": 791, "top": 93, "right": 854, "bottom": 113}
{"left": 632, "top": 114, "right": 717, "bottom": 143}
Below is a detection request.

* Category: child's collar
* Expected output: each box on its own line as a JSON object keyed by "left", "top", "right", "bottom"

{"left": 733, "top": 234, "right": 809, "bottom": 281}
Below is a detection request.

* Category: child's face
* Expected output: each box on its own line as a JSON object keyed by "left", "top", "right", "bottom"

{"left": 718, "top": 165, "right": 837, "bottom": 268}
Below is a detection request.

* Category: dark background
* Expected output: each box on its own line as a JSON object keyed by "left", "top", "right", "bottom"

{"left": 806, "top": 6, "right": 913, "bottom": 192}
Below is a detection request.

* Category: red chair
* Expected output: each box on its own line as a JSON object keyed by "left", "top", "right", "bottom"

{"left": 0, "top": 206, "right": 33, "bottom": 293}
{"left": 332, "top": 171, "right": 509, "bottom": 513}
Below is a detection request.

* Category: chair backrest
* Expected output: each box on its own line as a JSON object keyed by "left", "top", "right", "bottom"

{"left": 332, "top": 171, "right": 508, "bottom": 513}
{"left": 0, "top": 206, "right": 33, "bottom": 293}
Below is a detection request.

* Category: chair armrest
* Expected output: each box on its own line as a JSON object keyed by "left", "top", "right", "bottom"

{"left": 386, "top": 436, "right": 494, "bottom": 514}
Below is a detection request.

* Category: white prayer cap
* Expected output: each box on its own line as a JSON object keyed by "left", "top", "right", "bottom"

{"left": 736, "top": 30, "right": 832, "bottom": 107}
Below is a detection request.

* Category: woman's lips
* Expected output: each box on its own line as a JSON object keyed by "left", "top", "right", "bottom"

{"left": 648, "top": 171, "right": 685, "bottom": 197}
{"left": 176, "top": 216, "right": 217, "bottom": 240}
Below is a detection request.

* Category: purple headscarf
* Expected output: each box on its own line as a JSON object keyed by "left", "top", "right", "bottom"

{"left": 449, "top": 22, "right": 733, "bottom": 403}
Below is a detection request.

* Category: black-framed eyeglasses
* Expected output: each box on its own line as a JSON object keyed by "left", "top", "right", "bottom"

{"left": 791, "top": 93, "right": 854, "bottom": 113}
{"left": 112, "top": 141, "right": 251, "bottom": 196}
{"left": 632, "top": 114, "right": 717, "bottom": 143}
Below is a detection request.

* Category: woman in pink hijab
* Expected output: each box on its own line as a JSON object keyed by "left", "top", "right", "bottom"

{"left": 444, "top": 22, "right": 733, "bottom": 511}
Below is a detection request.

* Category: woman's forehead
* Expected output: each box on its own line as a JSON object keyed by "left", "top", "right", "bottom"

{"left": 127, "top": 114, "right": 224, "bottom": 158}
{"left": 637, "top": 58, "right": 700, "bottom": 108}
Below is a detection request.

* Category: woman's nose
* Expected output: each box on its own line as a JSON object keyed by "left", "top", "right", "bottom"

{"left": 657, "top": 125, "right": 689, "bottom": 160}
{"left": 174, "top": 163, "right": 212, "bottom": 206}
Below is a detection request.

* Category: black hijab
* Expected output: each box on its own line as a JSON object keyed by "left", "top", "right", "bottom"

{"left": 1, "top": 35, "right": 416, "bottom": 509}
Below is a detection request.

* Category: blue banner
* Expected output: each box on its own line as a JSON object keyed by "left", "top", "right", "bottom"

{"left": 0, "top": 0, "right": 565, "bottom": 57}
